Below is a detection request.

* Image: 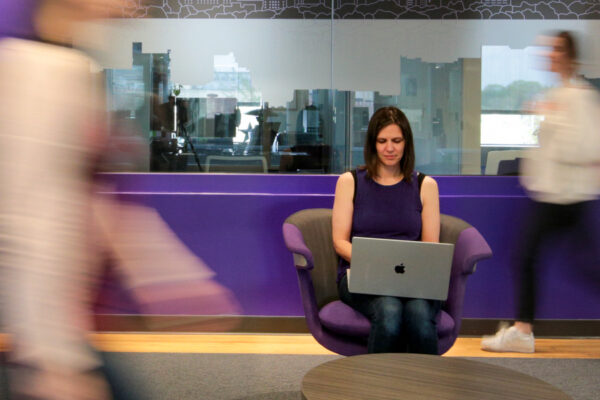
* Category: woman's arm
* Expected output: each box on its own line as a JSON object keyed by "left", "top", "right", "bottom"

{"left": 420, "top": 176, "right": 440, "bottom": 243}
{"left": 332, "top": 172, "right": 355, "bottom": 262}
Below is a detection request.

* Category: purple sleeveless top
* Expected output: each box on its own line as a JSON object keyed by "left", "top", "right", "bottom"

{"left": 338, "top": 168, "right": 423, "bottom": 281}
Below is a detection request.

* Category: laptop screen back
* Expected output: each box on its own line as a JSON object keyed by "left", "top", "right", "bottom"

{"left": 349, "top": 237, "right": 454, "bottom": 300}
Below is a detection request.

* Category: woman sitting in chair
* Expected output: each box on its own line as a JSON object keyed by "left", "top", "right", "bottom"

{"left": 332, "top": 106, "right": 441, "bottom": 354}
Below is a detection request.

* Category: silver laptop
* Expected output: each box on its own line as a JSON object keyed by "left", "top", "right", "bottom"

{"left": 348, "top": 237, "right": 454, "bottom": 300}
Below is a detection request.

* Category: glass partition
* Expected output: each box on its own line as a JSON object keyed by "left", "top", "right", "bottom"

{"left": 87, "top": 17, "right": 333, "bottom": 173}
{"left": 81, "top": 1, "right": 600, "bottom": 175}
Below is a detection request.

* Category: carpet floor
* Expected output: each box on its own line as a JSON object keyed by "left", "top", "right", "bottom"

{"left": 96, "top": 353, "right": 600, "bottom": 400}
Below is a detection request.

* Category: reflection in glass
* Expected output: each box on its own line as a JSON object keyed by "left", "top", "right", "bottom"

{"left": 481, "top": 45, "right": 556, "bottom": 175}
{"left": 100, "top": 29, "right": 598, "bottom": 176}
{"left": 103, "top": 46, "right": 466, "bottom": 175}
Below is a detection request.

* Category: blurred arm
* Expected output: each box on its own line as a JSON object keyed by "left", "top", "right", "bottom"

{"left": 548, "top": 86, "right": 600, "bottom": 166}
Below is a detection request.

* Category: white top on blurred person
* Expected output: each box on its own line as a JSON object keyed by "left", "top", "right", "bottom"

{"left": 521, "top": 31, "right": 600, "bottom": 204}
{"left": 0, "top": 1, "right": 118, "bottom": 399}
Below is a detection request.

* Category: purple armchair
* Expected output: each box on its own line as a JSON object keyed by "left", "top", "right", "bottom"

{"left": 282, "top": 208, "right": 492, "bottom": 355}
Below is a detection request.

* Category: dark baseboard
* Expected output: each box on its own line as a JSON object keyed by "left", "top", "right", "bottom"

{"left": 95, "top": 315, "right": 600, "bottom": 337}
{"left": 459, "top": 319, "right": 600, "bottom": 337}
{"left": 94, "top": 315, "right": 310, "bottom": 334}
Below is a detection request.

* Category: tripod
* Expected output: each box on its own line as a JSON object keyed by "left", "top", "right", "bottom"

{"left": 178, "top": 124, "right": 202, "bottom": 171}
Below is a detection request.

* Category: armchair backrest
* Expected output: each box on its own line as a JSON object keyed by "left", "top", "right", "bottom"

{"left": 284, "top": 208, "right": 339, "bottom": 309}
{"left": 440, "top": 214, "right": 470, "bottom": 245}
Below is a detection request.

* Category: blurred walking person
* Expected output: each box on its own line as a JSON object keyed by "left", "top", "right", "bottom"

{"left": 481, "top": 31, "right": 600, "bottom": 353}
{"left": 0, "top": 1, "right": 240, "bottom": 398}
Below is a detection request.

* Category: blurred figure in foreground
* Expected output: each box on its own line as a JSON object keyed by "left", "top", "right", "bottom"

{"left": 0, "top": 1, "right": 112, "bottom": 397}
{"left": 0, "top": 1, "right": 239, "bottom": 398}
{"left": 481, "top": 31, "right": 600, "bottom": 353}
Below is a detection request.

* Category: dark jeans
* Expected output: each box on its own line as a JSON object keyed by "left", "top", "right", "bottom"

{"left": 338, "top": 274, "right": 440, "bottom": 354}
{"left": 515, "top": 200, "right": 593, "bottom": 323}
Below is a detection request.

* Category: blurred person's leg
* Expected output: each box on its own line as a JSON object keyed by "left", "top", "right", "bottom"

{"left": 480, "top": 200, "right": 546, "bottom": 352}
{"left": 7, "top": 363, "right": 111, "bottom": 400}
{"left": 514, "top": 201, "right": 554, "bottom": 326}
{"left": 516, "top": 201, "right": 589, "bottom": 324}
{"left": 100, "top": 352, "right": 155, "bottom": 400}
{"left": 568, "top": 201, "right": 600, "bottom": 290}
{"left": 0, "top": 351, "right": 10, "bottom": 400}
{"left": 482, "top": 200, "right": 589, "bottom": 352}
{"left": 92, "top": 191, "right": 241, "bottom": 325}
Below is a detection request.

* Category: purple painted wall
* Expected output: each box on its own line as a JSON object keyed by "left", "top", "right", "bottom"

{"left": 100, "top": 173, "right": 600, "bottom": 320}
{"left": 0, "top": 0, "right": 37, "bottom": 38}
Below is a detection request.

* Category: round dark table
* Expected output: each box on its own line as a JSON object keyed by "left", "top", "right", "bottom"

{"left": 301, "top": 353, "right": 571, "bottom": 400}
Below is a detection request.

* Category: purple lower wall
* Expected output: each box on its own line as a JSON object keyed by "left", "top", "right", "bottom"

{"left": 98, "top": 173, "right": 600, "bottom": 320}
{"left": 0, "top": 0, "right": 36, "bottom": 38}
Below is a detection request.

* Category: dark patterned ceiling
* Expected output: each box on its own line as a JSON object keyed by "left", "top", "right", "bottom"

{"left": 115, "top": 0, "right": 600, "bottom": 19}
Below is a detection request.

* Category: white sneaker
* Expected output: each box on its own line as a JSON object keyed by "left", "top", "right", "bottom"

{"left": 481, "top": 324, "right": 535, "bottom": 353}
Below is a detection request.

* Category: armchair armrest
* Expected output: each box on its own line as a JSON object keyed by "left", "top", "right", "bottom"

{"left": 443, "top": 225, "right": 493, "bottom": 349}
{"left": 282, "top": 223, "right": 315, "bottom": 270}
{"left": 454, "top": 227, "right": 493, "bottom": 275}
{"left": 282, "top": 221, "right": 324, "bottom": 338}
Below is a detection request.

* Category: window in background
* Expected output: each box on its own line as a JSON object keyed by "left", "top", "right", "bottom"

{"left": 480, "top": 45, "right": 557, "bottom": 175}
{"left": 346, "top": 57, "right": 464, "bottom": 175}
{"left": 101, "top": 43, "right": 502, "bottom": 175}
{"left": 480, "top": 45, "right": 556, "bottom": 147}
{"left": 104, "top": 43, "right": 171, "bottom": 171}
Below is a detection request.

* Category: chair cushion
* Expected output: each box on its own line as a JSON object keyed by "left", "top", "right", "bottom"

{"left": 437, "top": 310, "right": 455, "bottom": 338}
{"left": 319, "top": 300, "right": 370, "bottom": 338}
{"left": 319, "top": 300, "right": 455, "bottom": 340}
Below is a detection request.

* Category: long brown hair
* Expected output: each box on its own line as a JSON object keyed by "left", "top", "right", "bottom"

{"left": 556, "top": 30, "right": 578, "bottom": 62}
{"left": 362, "top": 106, "right": 415, "bottom": 182}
